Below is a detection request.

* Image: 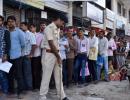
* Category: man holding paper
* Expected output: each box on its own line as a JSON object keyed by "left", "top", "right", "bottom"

{"left": 0, "top": 15, "right": 10, "bottom": 95}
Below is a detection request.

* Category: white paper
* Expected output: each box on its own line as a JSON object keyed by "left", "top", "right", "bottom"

{"left": 0, "top": 61, "right": 12, "bottom": 73}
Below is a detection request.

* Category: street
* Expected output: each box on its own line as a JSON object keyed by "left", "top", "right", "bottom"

{"left": 0, "top": 80, "right": 130, "bottom": 100}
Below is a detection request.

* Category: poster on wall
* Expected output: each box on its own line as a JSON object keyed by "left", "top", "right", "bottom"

{"left": 87, "top": 2, "right": 104, "bottom": 24}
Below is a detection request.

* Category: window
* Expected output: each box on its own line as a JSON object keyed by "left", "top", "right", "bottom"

{"left": 123, "top": 8, "right": 126, "bottom": 17}
{"left": 118, "top": 2, "right": 121, "bottom": 15}
{"left": 106, "top": 0, "right": 111, "bottom": 10}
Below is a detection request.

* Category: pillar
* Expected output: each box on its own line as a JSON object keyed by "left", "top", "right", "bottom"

{"left": 21, "top": 9, "right": 25, "bottom": 22}
{"left": 0, "top": 0, "right": 3, "bottom": 16}
{"left": 67, "top": 1, "right": 73, "bottom": 26}
{"left": 111, "top": 0, "right": 117, "bottom": 35}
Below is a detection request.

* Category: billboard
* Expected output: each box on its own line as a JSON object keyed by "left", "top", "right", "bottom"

{"left": 86, "top": 2, "right": 104, "bottom": 23}
{"left": 93, "top": 0, "right": 106, "bottom": 8}
{"left": 44, "top": 0, "right": 98, "bottom": 1}
{"left": 16, "top": 0, "right": 44, "bottom": 10}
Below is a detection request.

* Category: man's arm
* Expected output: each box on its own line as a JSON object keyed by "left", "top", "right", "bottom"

{"left": 103, "top": 38, "right": 108, "bottom": 53}
{"left": 87, "top": 38, "right": 90, "bottom": 56}
{"left": 45, "top": 27, "right": 61, "bottom": 64}
{"left": 2, "top": 30, "right": 11, "bottom": 62}
{"left": 4, "top": 30, "right": 11, "bottom": 56}
{"left": 48, "top": 40, "right": 61, "bottom": 59}
{"left": 19, "top": 29, "right": 25, "bottom": 48}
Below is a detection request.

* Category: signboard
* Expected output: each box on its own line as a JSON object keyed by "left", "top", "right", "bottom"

{"left": 41, "top": 11, "right": 47, "bottom": 19}
{"left": 116, "top": 20, "right": 124, "bottom": 29}
{"left": 94, "top": 0, "right": 106, "bottom": 8}
{"left": 16, "top": 0, "right": 44, "bottom": 10}
{"left": 106, "top": 19, "right": 114, "bottom": 29}
{"left": 44, "top": 0, "right": 98, "bottom": 1}
{"left": 126, "top": 24, "right": 130, "bottom": 36}
{"left": 86, "top": 2, "right": 104, "bottom": 23}
{"left": 106, "top": 8, "right": 115, "bottom": 21}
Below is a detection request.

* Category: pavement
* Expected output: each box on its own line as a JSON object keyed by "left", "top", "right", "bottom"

{"left": 0, "top": 80, "right": 130, "bottom": 100}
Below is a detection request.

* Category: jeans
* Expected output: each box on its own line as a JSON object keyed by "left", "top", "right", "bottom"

{"left": 22, "top": 56, "right": 33, "bottom": 90}
{"left": 74, "top": 54, "right": 87, "bottom": 83}
{"left": 9, "top": 57, "right": 24, "bottom": 94}
{"left": 0, "top": 70, "right": 8, "bottom": 94}
{"left": 97, "top": 55, "right": 109, "bottom": 80}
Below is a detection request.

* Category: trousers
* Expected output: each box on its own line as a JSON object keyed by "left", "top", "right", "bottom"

{"left": 40, "top": 52, "right": 66, "bottom": 100}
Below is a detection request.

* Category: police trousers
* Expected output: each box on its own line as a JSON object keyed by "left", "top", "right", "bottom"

{"left": 40, "top": 52, "right": 66, "bottom": 100}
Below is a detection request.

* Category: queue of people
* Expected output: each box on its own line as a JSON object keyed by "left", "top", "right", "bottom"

{"left": 0, "top": 14, "right": 129, "bottom": 100}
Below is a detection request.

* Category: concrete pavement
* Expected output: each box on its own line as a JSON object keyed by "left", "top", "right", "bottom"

{"left": 0, "top": 80, "right": 130, "bottom": 100}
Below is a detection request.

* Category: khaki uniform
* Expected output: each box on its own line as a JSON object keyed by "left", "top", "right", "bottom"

{"left": 40, "top": 23, "right": 66, "bottom": 100}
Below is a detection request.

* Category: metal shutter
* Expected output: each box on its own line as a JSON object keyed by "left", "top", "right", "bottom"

{"left": 3, "top": 5, "right": 21, "bottom": 26}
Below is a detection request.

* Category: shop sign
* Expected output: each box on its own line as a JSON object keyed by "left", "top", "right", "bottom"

{"left": 106, "top": 19, "right": 114, "bottom": 29}
{"left": 94, "top": 0, "right": 106, "bottom": 8}
{"left": 116, "top": 20, "right": 124, "bottom": 29}
{"left": 106, "top": 8, "right": 115, "bottom": 21}
{"left": 86, "top": 2, "right": 104, "bottom": 23}
{"left": 126, "top": 24, "right": 130, "bottom": 36}
{"left": 16, "top": 0, "right": 44, "bottom": 10}
{"left": 50, "top": 0, "right": 98, "bottom": 1}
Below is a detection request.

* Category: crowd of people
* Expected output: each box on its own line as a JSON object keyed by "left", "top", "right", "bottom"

{"left": 0, "top": 13, "right": 130, "bottom": 100}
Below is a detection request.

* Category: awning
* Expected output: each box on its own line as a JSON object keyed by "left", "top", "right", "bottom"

{"left": 16, "top": 0, "right": 44, "bottom": 10}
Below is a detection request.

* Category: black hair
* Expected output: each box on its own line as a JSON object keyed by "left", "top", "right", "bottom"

{"left": 7, "top": 16, "right": 16, "bottom": 22}
{"left": 68, "top": 26, "right": 73, "bottom": 29}
{"left": 0, "top": 15, "right": 4, "bottom": 21}
{"left": 21, "top": 22, "right": 28, "bottom": 26}
{"left": 107, "top": 32, "right": 112, "bottom": 36}
{"left": 53, "top": 13, "right": 68, "bottom": 23}
{"left": 30, "top": 23, "right": 36, "bottom": 28}
{"left": 40, "top": 21, "right": 46, "bottom": 25}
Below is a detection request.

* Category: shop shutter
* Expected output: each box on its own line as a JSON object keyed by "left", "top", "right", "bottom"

{"left": 3, "top": 5, "right": 21, "bottom": 26}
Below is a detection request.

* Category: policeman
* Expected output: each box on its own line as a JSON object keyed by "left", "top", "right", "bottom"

{"left": 40, "top": 13, "right": 69, "bottom": 100}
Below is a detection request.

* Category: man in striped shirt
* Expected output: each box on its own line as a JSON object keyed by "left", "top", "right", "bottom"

{"left": 0, "top": 15, "right": 10, "bottom": 95}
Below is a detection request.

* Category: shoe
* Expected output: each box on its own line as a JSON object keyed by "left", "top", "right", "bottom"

{"left": 104, "top": 79, "right": 110, "bottom": 82}
{"left": 84, "top": 83, "right": 89, "bottom": 86}
{"left": 63, "top": 97, "right": 69, "bottom": 100}
{"left": 93, "top": 80, "right": 99, "bottom": 84}
{"left": 32, "top": 89, "right": 39, "bottom": 92}
{"left": 17, "top": 94, "right": 24, "bottom": 99}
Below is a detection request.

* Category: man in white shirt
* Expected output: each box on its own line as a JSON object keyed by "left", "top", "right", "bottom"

{"left": 20, "top": 22, "right": 36, "bottom": 91}
{"left": 88, "top": 30, "right": 98, "bottom": 82}
{"left": 74, "top": 28, "right": 89, "bottom": 85}
{"left": 97, "top": 30, "right": 109, "bottom": 82}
